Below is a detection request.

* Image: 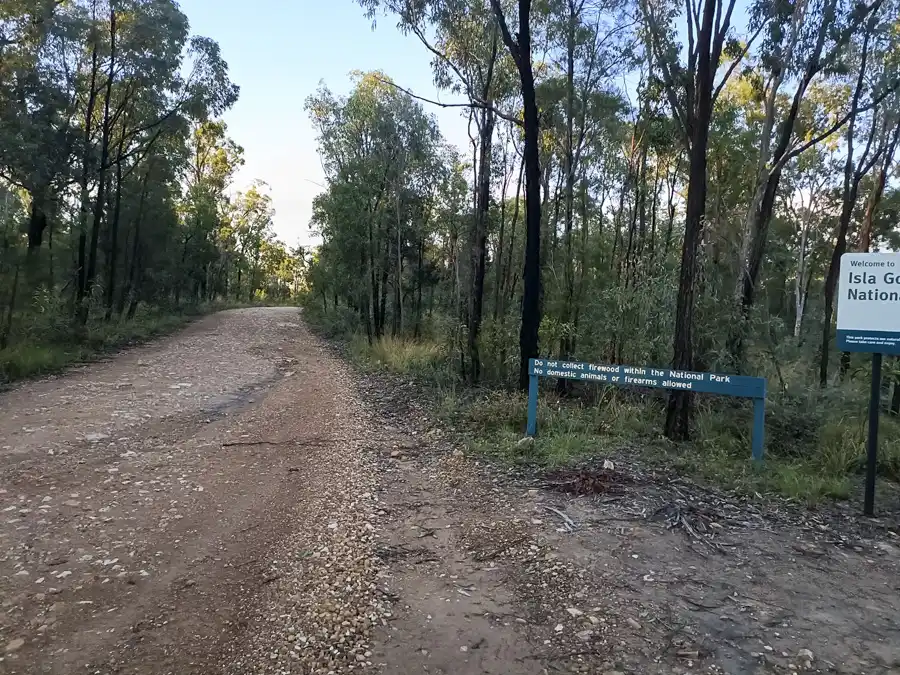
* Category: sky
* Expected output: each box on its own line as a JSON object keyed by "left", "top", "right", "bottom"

{"left": 178, "top": 0, "right": 475, "bottom": 249}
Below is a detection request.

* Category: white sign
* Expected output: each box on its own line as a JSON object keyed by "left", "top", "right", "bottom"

{"left": 837, "top": 252, "right": 900, "bottom": 353}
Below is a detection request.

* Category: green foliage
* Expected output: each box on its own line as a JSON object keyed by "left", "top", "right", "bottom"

{"left": 0, "top": 303, "right": 222, "bottom": 385}
{"left": 0, "top": 0, "right": 303, "bottom": 372}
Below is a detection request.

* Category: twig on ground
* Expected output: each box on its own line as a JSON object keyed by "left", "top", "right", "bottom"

{"left": 543, "top": 505, "right": 577, "bottom": 531}
{"left": 478, "top": 534, "right": 530, "bottom": 561}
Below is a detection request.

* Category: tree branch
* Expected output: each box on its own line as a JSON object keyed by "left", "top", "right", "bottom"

{"left": 777, "top": 81, "right": 900, "bottom": 172}
{"left": 638, "top": 0, "right": 688, "bottom": 145}
{"left": 373, "top": 76, "right": 523, "bottom": 127}
{"left": 712, "top": 21, "right": 765, "bottom": 104}
{"left": 489, "top": 0, "right": 520, "bottom": 68}
{"left": 404, "top": 20, "right": 480, "bottom": 105}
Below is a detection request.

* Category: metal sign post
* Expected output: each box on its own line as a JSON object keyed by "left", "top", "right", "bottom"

{"left": 836, "top": 252, "right": 900, "bottom": 516}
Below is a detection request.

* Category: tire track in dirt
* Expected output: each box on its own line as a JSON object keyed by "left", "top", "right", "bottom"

{"left": 3, "top": 308, "right": 900, "bottom": 675}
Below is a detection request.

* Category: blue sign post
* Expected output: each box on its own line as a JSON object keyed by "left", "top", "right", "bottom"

{"left": 526, "top": 359, "right": 768, "bottom": 462}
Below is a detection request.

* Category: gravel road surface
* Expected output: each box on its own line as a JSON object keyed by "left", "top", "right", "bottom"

{"left": 2, "top": 307, "right": 899, "bottom": 675}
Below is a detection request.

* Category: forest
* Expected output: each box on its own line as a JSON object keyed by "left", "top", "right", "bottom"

{"left": 0, "top": 0, "right": 303, "bottom": 382}
{"left": 304, "top": 0, "right": 900, "bottom": 500}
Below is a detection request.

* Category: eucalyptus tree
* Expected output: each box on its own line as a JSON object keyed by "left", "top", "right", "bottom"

{"left": 639, "top": 0, "right": 748, "bottom": 439}
{"left": 306, "top": 72, "right": 446, "bottom": 341}
{"left": 729, "top": 0, "right": 900, "bottom": 367}
{"left": 357, "top": 0, "right": 521, "bottom": 381}
{"left": 488, "top": 0, "right": 545, "bottom": 389}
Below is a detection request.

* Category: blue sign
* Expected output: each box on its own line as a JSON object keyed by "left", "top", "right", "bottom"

{"left": 836, "top": 329, "right": 900, "bottom": 354}
{"left": 526, "top": 359, "right": 767, "bottom": 461}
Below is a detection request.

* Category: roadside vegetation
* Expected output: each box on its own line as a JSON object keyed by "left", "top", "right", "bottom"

{"left": 298, "top": 0, "right": 900, "bottom": 507}
{"left": 305, "top": 292, "right": 900, "bottom": 507}
{"left": 1, "top": 2, "right": 306, "bottom": 385}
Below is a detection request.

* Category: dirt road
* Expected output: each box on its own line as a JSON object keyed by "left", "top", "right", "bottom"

{"left": 2, "top": 307, "right": 899, "bottom": 674}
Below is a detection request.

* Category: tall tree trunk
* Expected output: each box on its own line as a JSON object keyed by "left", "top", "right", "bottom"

{"left": 491, "top": 0, "right": 542, "bottom": 390}
{"left": 104, "top": 157, "right": 124, "bottom": 321}
{"left": 468, "top": 106, "right": 494, "bottom": 383}
{"left": 859, "top": 121, "right": 900, "bottom": 253}
{"left": 818, "top": 36, "right": 880, "bottom": 387}
{"left": 83, "top": 5, "right": 117, "bottom": 323}
{"left": 76, "top": 34, "right": 100, "bottom": 317}
{"left": 503, "top": 156, "right": 524, "bottom": 312}
{"left": 663, "top": 157, "right": 678, "bottom": 257}
{"left": 558, "top": 0, "right": 581, "bottom": 393}
{"left": 664, "top": 0, "right": 720, "bottom": 441}
{"left": 414, "top": 239, "right": 424, "bottom": 338}
{"left": 120, "top": 164, "right": 150, "bottom": 317}
{"left": 793, "top": 217, "right": 810, "bottom": 340}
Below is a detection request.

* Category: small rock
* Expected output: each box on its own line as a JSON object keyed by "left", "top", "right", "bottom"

{"left": 6, "top": 638, "right": 25, "bottom": 653}
{"left": 603, "top": 459, "right": 615, "bottom": 470}
{"left": 554, "top": 623, "right": 564, "bottom": 633}
{"left": 588, "top": 615, "right": 601, "bottom": 625}
{"left": 390, "top": 450, "right": 402, "bottom": 458}
{"left": 798, "top": 648, "right": 814, "bottom": 661}
{"left": 576, "top": 629, "right": 594, "bottom": 641}
{"left": 875, "top": 542, "right": 899, "bottom": 556}
{"left": 626, "top": 617, "right": 642, "bottom": 630}
{"left": 84, "top": 433, "right": 109, "bottom": 442}
{"left": 566, "top": 607, "right": 584, "bottom": 617}
{"left": 516, "top": 437, "right": 535, "bottom": 450}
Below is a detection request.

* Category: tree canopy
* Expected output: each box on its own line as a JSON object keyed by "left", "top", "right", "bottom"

{"left": 305, "top": 0, "right": 900, "bottom": 442}
{"left": 0, "top": 0, "right": 302, "bottom": 364}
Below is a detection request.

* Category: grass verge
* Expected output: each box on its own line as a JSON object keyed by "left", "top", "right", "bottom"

{"left": 303, "top": 306, "right": 900, "bottom": 507}
{"left": 0, "top": 301, "right": 258, "bottom": 386}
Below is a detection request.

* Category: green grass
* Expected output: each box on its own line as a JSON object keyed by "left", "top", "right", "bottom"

{"left": 301, "top": 309, "right": 900, "bottom": 507}
{"left": 442, "top": 387, "right": 869, "bottom": 505}
{"left": 0, "top": 302, "right": 239, "bottom": 386}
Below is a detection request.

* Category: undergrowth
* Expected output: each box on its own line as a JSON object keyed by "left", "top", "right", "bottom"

{"left": 304, "top": 303, "right": 900, "bottom": 507}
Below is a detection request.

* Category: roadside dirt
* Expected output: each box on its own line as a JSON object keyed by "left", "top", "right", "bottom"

{"left": 1, "top": 307, "right": 899, "bottom": 675}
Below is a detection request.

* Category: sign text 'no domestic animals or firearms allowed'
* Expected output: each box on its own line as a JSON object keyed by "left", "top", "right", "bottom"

{"left": 526, "top": 359, "right": 767, "bottom": 461}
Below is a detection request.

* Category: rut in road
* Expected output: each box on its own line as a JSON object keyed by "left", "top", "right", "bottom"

{"left": 0, "top": 308, "right": 539, "bottom": 674}
{"left": 2, "top": 307, "right": 900, "bottom": 675}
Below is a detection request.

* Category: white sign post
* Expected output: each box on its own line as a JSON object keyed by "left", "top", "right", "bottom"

{"left": 836, "top": 252, "right": 900, "bottom": 515}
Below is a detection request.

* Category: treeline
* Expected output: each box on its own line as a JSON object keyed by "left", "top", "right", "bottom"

{"left": 307, "top": 0, "right": 900, "bottom": 442}
{"left": 0, "top": 0, "right": 302, "bottom": 364}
